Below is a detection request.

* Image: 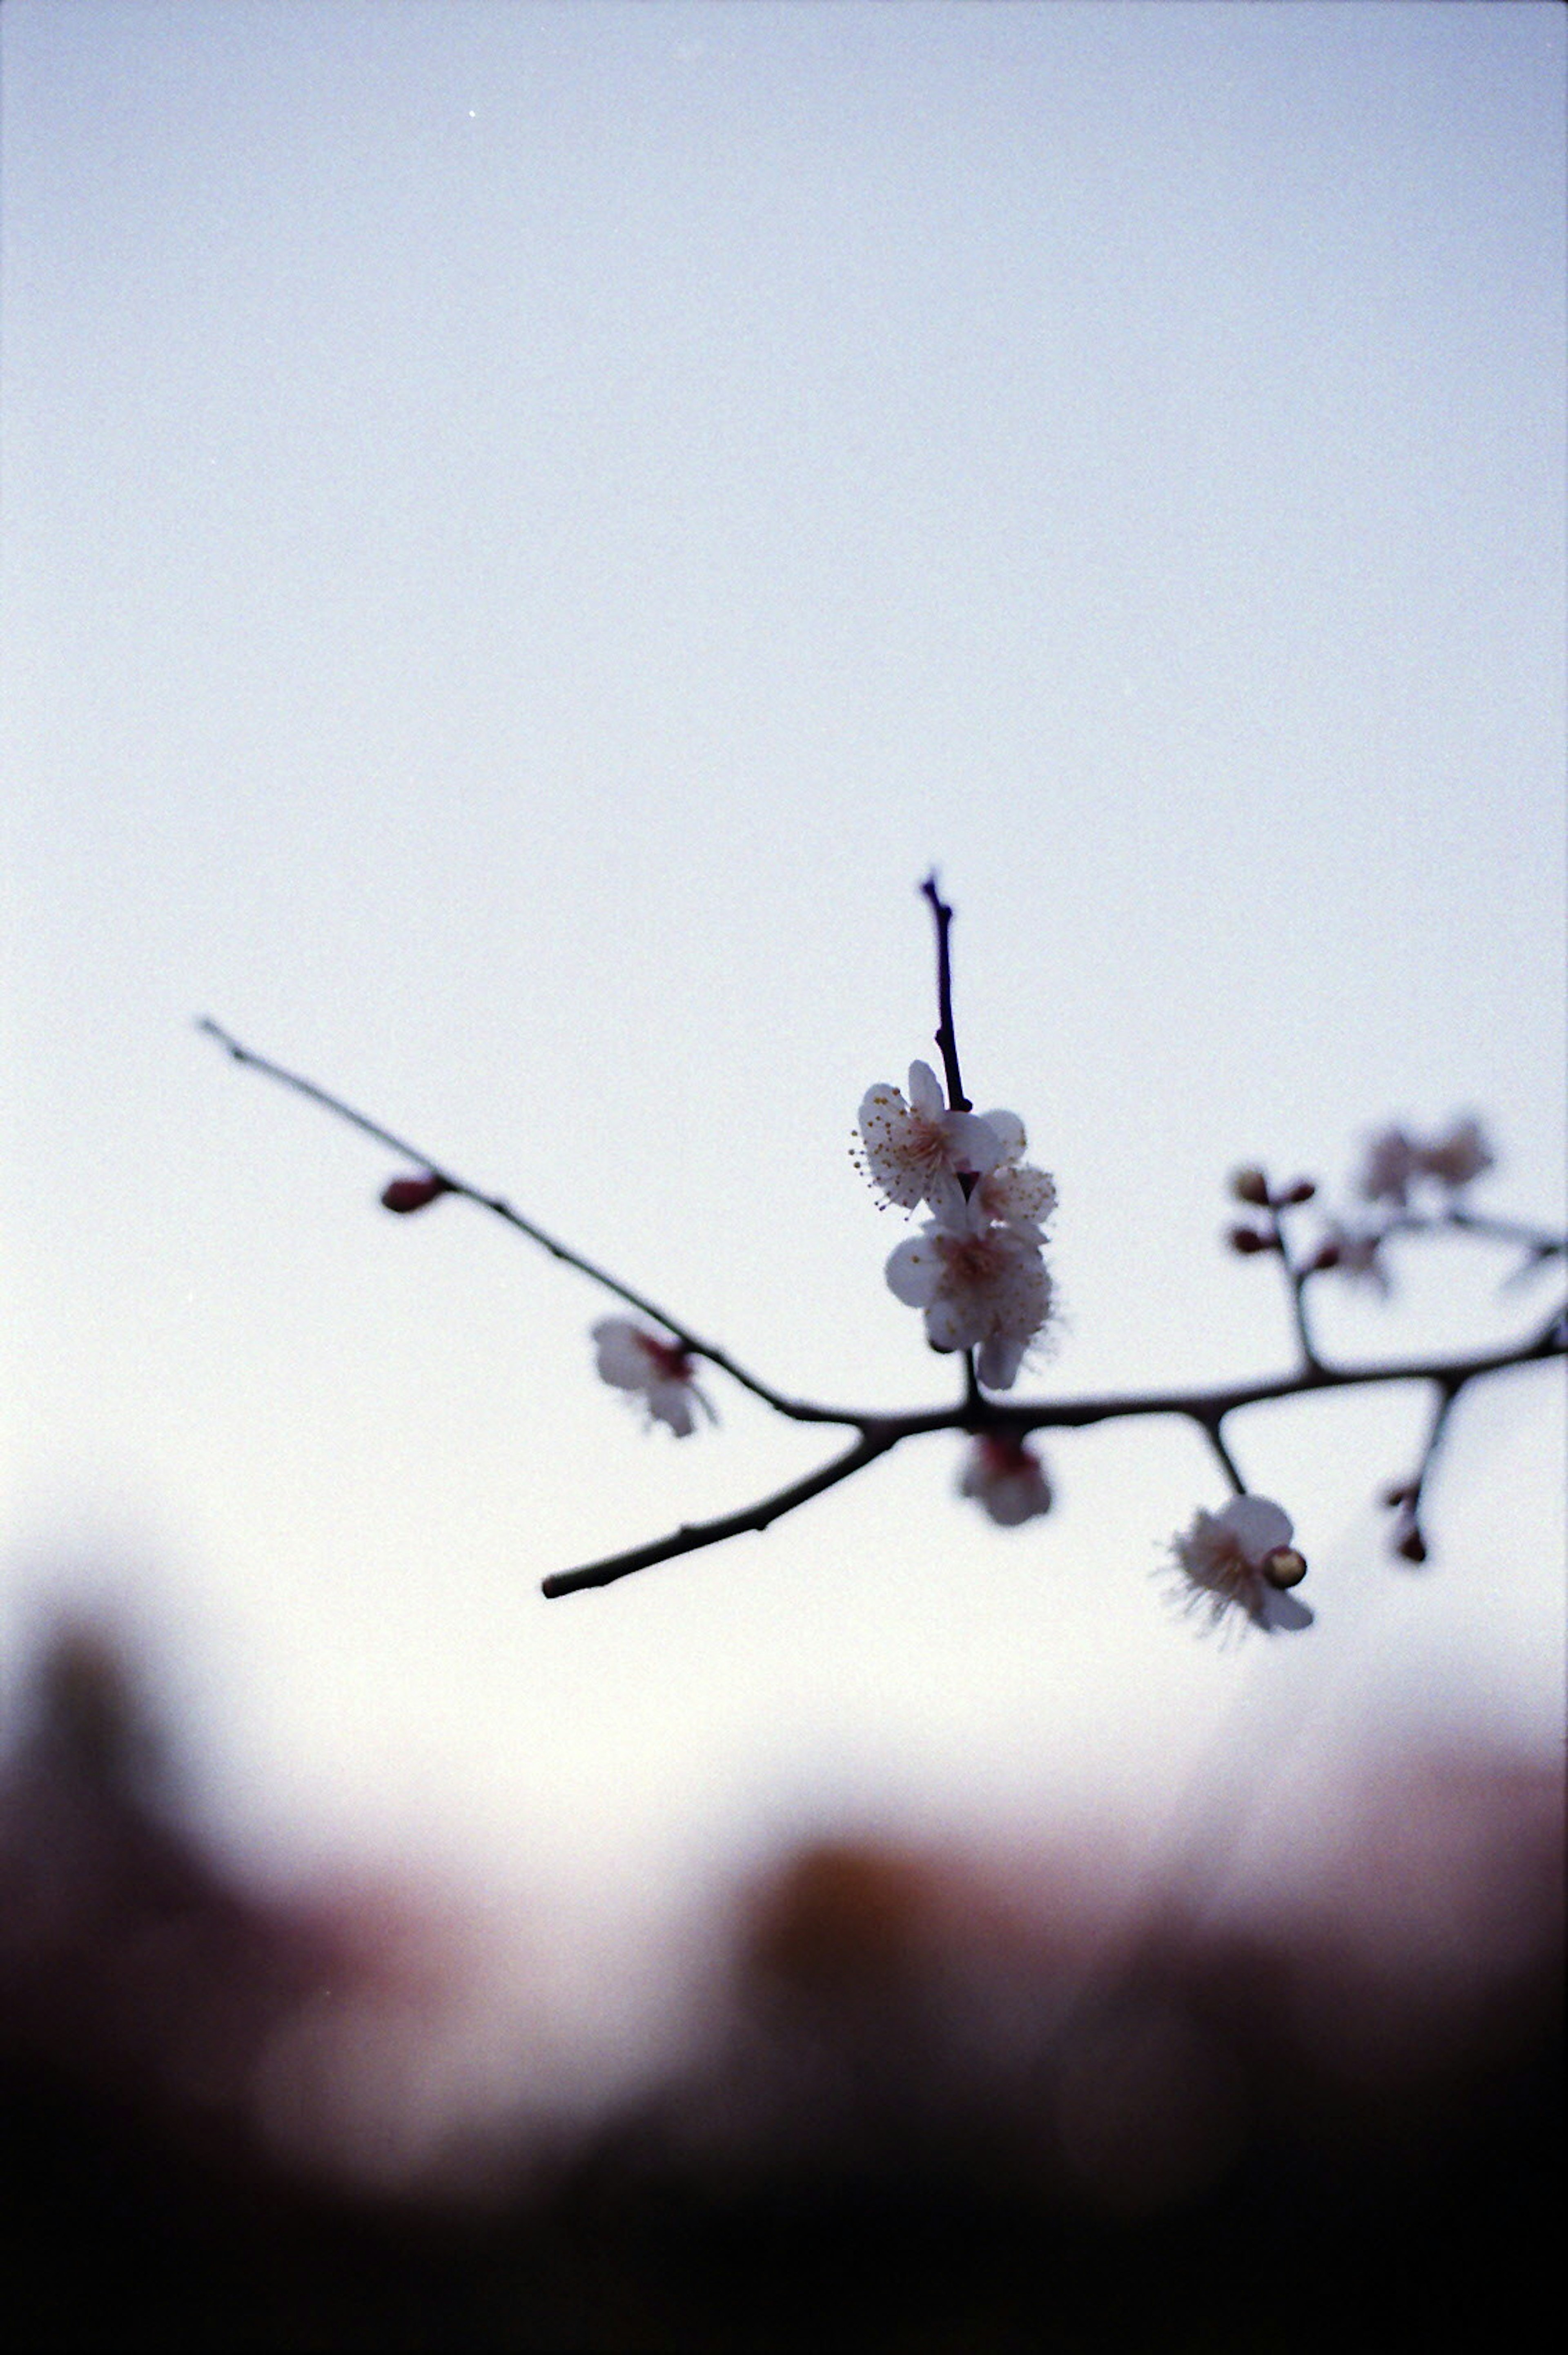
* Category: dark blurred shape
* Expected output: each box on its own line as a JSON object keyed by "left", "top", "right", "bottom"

{"left": 0, "top": 1619, "right": 1560, "bottom": 2349}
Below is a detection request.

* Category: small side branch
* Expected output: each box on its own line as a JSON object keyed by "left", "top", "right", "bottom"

{"left": 542, "top": 1427, "right": 904, "bottom": 1597}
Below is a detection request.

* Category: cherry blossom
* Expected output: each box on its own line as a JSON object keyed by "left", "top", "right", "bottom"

{"left": 885, "top": 1192, "right": 1052, "bottom": 1390}
{"left": 958, "top": 1435, "right": 1053, "bottom": 1526}
{"left": 1358, "top": 1125, "right": 1421, "bottom": 1207}
{"left": 592, "top": 1319, "right": 714, "bottom": 1437}
{"left": 858, "top": 1062, "right": 1006, "bottom": 1222}
{"left": 1167, "top": 1496, "right": 1312, "bottom": 1634}
{"left": 971, "top": 1112, "right": 1058, "bottom": 1238}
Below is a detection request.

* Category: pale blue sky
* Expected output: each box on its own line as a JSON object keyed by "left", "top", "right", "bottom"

{"left": 4, "top": 1, "right": 1563, "bottom": 1986}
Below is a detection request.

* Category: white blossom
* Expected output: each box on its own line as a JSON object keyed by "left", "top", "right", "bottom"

{"left": 858, "top": 1061, "right": 1006, "bottom": 1222}
{"left": 959, "top": 1435, "right": 1053, "bottom": 1526}
{"left": 971, "top": 1110, "right": 1058, "bottom": 1238}
{"left": 592, "top": 1319, "right": 713, "bottom": 1437}
{"left": 1167, "top": 1495, "right": 1312, "bottom": 1634}
{"left": 885, "top": 1192, "right": 1052, "bottom": 1390}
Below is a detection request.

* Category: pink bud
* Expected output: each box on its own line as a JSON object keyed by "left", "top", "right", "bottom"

{"left": 1281, "top": 1178, "right": 1317, "bottom": 1205}
{"left": 381, "top": 1174, "right": 452, "bottom": 1214}
{"left": 1227, "top": 1225, "right": 1274, "bottom": 1255}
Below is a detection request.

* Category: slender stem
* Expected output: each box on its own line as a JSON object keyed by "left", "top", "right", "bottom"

{"left": 1387, "top": 1377, "right": 1463, "bottom": 1561}
{"left": 1439, "top": 1207, "right": 1564, "bottom": 1258}
{"left": 919, "top": 874, "right": 970, "bottom": 1112}
{"left": 1195, "top": 1415, "right": 1247, "bottom": 1495}
{"left": 542, "top": 1428, "right": 902, "bottom": 1596}
{"left": 198, "top": 1018, "right": 826, "bottom": 1422}
{"left": 1266, "top": 1195, "right": 1323, "bottom": 1374}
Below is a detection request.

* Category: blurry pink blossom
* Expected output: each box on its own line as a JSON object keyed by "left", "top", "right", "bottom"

{"left": 958, "top": 1435, "right": 1053, "bottom": 1526}
{"left": 1418, "top": 1116, "right": 1494, "bottom": 1191}
{"left": 1358, "top": 1127, "right": 1421, "bottom": 1208}
{"left": 592, "top": 1320, "right": 714, "bottom": 1437}
{"left": 1168, "top": 1496, "right": 1312, "bottom": 1635}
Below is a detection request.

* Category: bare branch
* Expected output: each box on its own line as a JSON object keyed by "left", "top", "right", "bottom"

{"left": 542, "top": 1428, "right": 903, "bottom": 1597}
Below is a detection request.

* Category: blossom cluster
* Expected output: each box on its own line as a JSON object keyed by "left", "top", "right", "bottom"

{"left": 858, "top": 1063, "right": 1057, "bottom": 1393}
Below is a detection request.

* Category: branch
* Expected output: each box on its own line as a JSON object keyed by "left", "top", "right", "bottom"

{"left": 201, "top": 1014, "right": 1565, "bottom": 1604}
{"left": 542, "top": 1427, "right": 904, "bottom": 1596}
{"left": 197, "top": 1018, "right": 839, "bottom": 1425}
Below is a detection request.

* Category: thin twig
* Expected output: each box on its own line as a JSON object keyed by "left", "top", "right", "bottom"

{"left": 197, "top": 1019, "right": 837, "bottom": 1424}
{"left": 1194, "top": 1415, "right": 1248, "bottom": 1496}
{"left": 920, "top": 874, "right": 970, "bottom": 1112}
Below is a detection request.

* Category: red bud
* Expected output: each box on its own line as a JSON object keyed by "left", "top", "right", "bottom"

{"left": 381, "top": 1174, "right": 452, "bottom": 1214}
{"left": 1227, "top": 1225, "right": 1274, "bottom": 1255}
{"left": 1394, "top": 1526, "right": 1428, "bottom": 1564}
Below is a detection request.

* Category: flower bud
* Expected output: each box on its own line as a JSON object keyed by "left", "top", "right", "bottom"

{"left": 1261, "top": 1545, "right": 1308, "bottom": 1589}
{"left": 1230, "top": 1167, "right": 1271, "bottom": 1207}
{"left": 1381, "top": 1480, "right": 1417, "bottom": 1508}
{"left": 381, "top": 1173, "right": 452, "bottom": 1214}
{"left": 1310, "top": 1240, "right": 1343, "bottom": 1271}
{"left": 1394, "top": 1526, "right": 1428, "bottom": 1564}
{"left": 1227, "top": 1225, "right": 1274, "bottom": 1255}
{"left": 1281, "top": 1179, "right": 1317, "bottom": 1206}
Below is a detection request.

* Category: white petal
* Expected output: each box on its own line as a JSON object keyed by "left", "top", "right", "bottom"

{"left": 1258, "top": 1586, "right": 1314, "bottom": 1633}
{"left": 885, "top": 1234, "right": 941, "bottom": 1307}
{"left": 977, "top": 1334, "right": 1027, "bottom": 1390}
{"left": 907, "top": 1061, "right": 945, "bottom": 1116}
{"left": 650, "top": 1383, "right": 696, "bottom": 1437}
{"left": 593, "top": 1319, "right": 654, "bottom": 1388}
{"left": 978, "top": 1111, "right": 1026, "bottom": 1163}
{"left": 1218, "top": 1495, "right": 1294, "bottom": 1562}
{"left": 923, "top": 1169, "right": 970, "bottom": 1226}
{"left": 943, "top": 1112, "right": 1004, "bottom": 1175}
{"left": 926, "top": 1293, "right": 984, "bottom": 1352}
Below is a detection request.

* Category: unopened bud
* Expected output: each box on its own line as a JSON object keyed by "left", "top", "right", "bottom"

{"left": 1230, "top": 1167, "right": 1271, "bottom": 1207}
{"left": 1394, "top": 1526, "right": 1428, "bottom": 1565}
{"left": 1261, "top": 1545, "right": 1307, "bottom": 1590}
{"left": 381, "top": 1173, "right": 452, "bottom": 1214}
{"left": 1228, "top": 1224, "right": 1274, "bottom": 1255}
{"left": 1381, "top": 1480, "right": 1417, "bottom": 1509}
{"left": 1310, "top": 1240, "right": 1342, "bottom": 1271}
{"left": 1281, "top": 1179, "right": 1317, "bottom": 1206}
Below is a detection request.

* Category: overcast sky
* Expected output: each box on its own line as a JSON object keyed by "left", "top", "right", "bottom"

{"left": 4, "top": 1, "right": 1563, "bottom": 2002}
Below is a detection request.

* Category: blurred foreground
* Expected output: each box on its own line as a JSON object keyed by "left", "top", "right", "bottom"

{"left": 1, "top": 1620, "right": 1560, "bottom": 2351}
